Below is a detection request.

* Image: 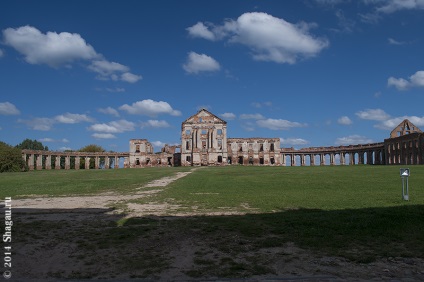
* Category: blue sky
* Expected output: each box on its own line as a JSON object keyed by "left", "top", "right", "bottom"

{"left": 1, "top": 0, "right": 424, "bottom": 152}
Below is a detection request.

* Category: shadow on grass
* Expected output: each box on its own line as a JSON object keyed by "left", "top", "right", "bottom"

{"left": 11, "top": 205, "right": 424, "bottom": 279}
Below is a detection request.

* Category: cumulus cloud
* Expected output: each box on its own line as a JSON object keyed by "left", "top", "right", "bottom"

{"left": 183, "top": 52, "right": 220, "bottom": 74}
{"left": 335, "top": 135, "right": 374, "bottom": 146}
{"left": 187, "top": 22, "right": 217, "bottom": 41}
{"left": 187, "top": 12, "right": 329, "bottom": 64}
{"left": 356, "top": 109, "right": 390, "bottom": 121}
{"left": 140, "top": 120, "right": 170, "bottom": 128}
{"left": 88, "top": 119, "right": 135, "bottom": 133}
{"left": 151, "top": 141, "right": 166, "bottom": 148}
{"left": 98, "top": 107, "right": 120, "bottom": 117}
{"left": 375, "top": 115, "right": 424, "bottom": 130}
{"left": 256, "top": 118, "right": 306, "bottom": 130}
{"left": 0, "top": 102, "right": 20, "bottom": 115}
{"left": 3, "top": 25, "right": 98, "bottom": 67}
{"left": 240, "top": 113, "right": 265, "bottom": 120}
{"left": 388, "top": 70, "right": 424, "bottom": 91}
{"left": 92, "top": 133, "right": 117, "bottom": 139}
{"left": 280, "top": 138, "right": 309, "bottom": 146}
{"left": 119, "top": 99, "right": 181, "bottom": 117}
{"left": 18, "top": 117, "right": 55, "bottom": 131}
{"left": 337, "top": 116, "right": 353, "bottom": 125}
{"left": 54, "top": 113, "right": 94, "bottom": 124}
{"left": 2, "top": 25, "right": 141, "bottom": 83}
{"left": 220, "top": 112, "right": 236, "bottom": 120}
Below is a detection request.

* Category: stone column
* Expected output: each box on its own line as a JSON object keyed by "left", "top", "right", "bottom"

{"left": 349, "top": 153, "right": 355, "bottom": 165}
{"left": 36, "top": 154, "right": 43, "bottom": 170}
{"left": 85, "top": 157, "right": 90, "bottom": 170}
{"left": 300, "top": 154, "right": 305, "bottom": 166}
{"left": 28, "top": 154, "right": 34, "bottom": 171}
{"left": 124, "top": 157, "right": 129, "bottom": 168}
{"left": 340, "top": 153, "right": 345, "bottom": 165}
{"left": 95, "top": 156, "right": 100, "bottom": 169}
{"left": 114, "top": 156, "right": 119, "bottom": 168}
{"left": 320, "top": 154, "right": 325, "bottom": 166}
{"left": 55, "top": 156, "right": 61, "bottom": 169}
{"left": 330, "top": 153, "right": 335, "bottom": 166}
{"left": 65, "top": 156, "right": 70, "bottom": 170}
{"left": 281, "top": 153, "right": 286, "bottom": 166}
{"left": 358, "top": 153, "right": 364, "bottom": 165}
{"left": 105, "top": 157, "right": 110, "bottom": 169}
{"left": 45, "top": 155, "right": 52, "bottom": 170}
{"left": 75, "top": 157, "right": 80, "bottom": 170}
{"left": 310, "top": 154, "right": 315, "bottom": 166}
{"left": 291, "top": 154, "right": 296, "bottom": 166}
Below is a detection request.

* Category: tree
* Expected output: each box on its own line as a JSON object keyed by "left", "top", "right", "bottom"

{"left": 16, "top": 139, "right": 48, "bottom": 169}
{"left": 0, "top": 141, "right": 27, "bottom": 172}
{"left": 16, "top": 139, "right": 48, "bottom": 151}
{"left": 79, "top": 144, "right": 106, "bottom": 169}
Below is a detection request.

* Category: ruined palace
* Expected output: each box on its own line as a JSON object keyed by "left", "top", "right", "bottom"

{"left": 22, "top": 109, "right": 424, "bottom": 170}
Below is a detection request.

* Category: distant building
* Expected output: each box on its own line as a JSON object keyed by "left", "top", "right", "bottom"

{"left": 126, "top": 109, "right": 424, "bottom": 167}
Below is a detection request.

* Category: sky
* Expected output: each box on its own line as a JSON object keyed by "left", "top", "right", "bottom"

{"left": 1, "top": 0, "right": 424, "bottom": 153}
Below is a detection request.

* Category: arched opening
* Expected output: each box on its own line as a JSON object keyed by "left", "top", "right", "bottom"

{"left": 238, "top": 156, "right": 243, "bottom": 165}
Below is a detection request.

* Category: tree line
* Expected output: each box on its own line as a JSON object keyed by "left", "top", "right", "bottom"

{"left": 0, "top": 139, "right": 109, "bottom": 173}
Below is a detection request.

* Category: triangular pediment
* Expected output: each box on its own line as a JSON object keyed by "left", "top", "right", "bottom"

{"left": 390, "top": 119, "right": 423, "bottom": 138}
{"left": 182, "top": 108, "right": 227, "bottom": 124}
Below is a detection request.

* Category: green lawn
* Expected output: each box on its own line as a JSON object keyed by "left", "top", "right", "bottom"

{"left": 6, "top": 165, "right": 424, "bottom": 278}
{"left": 137, "top": 165, "right": 424, "bottom": 212}
{"left": 0, "top": 166, "right": 192, "bottom": 198}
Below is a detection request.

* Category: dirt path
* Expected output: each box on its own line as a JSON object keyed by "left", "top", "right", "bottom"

{"left": 13, "top": 169, "right": 195, "bottom": 214}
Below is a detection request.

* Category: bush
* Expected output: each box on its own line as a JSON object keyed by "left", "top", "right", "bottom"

{"left": 0, "top": 141, "right": 27, "bottom": 172}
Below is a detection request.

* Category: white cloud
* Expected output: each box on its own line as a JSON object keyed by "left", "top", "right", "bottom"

{"left": 3, "top": 25, "right": 98, "bottom": 67}
{"left": 280, "top": 138, "right": 309, "bottom": 146}
{"left": 375, "top": 116, "right": 424, "bottom": 130}
{"left": 98, "top": 107, "right": 120, "bottom": 117}
{"left": 119, "top": 99, "right": 181, "bottom": 117}
{"left": 188, "top": 12, "right": 329, "bottom": 64}
{"left": 376, "top": 0, "right": 424, "bottom": 14}
{"left": 88, "top": 119, "right": 135, "bottom": 133}
{"left": 356, "top": 109, "right": 390, "bottom": 121}
{"left": 0, "top": 102, "right": 20, "bottom": 115}
{"left": 240, "top": 113, "right": 265, "bottom": 120}
{"left": 105, "top": 87, "right": 125, "bottom": 93}
{"left": 220, "top": 112, "right": 236, "bottom": 120}
{"left": 388, "top": 70, "right": 424, "bottom": 91}
{"left": 141, "top": 120, "right": 170, "bottom": 128}
{"left": 38, "top": 138, "right": 69, "bottom": 143}
{"left": 3, "top": 25, "right": 142, "bottom": 83}
{"left": 256, "top": 118, "right": 306, "bottom": 130}
{"left": 92, "top": 133, "right": 117, "bottom": 139}
{"left": 337, "top": 116, "right": 353, "bottom": 125}
{"left": 335, "top": 135, "right": 374, "bottom": 145}
{"left": 58, "top": 147, "right": 72, "bottom": 151}
{"left": 187, "top": 22, "right": 216, "bottom": 41}
{"left": 54, "top": 113, "right": 94, "bottom": 124}
{"left": 183, "top": 52, "right": 220, "bottom": 74}
{"left": 38, "top": 138, "right": 55, "bottom": 142}
{"left": 388, "top": 38, "right": 407, "bottom": 45}
{"left": 0, "top": 49, "right": 4, "bottom": 57}
{"left": 151, "top": 141, "right": 166, "bottom": 148}
{"left": 121, "top": 72, "right": 142, "bottom": 83}
{"left": 18, "top": 118, "right": 55, "bottom": 131}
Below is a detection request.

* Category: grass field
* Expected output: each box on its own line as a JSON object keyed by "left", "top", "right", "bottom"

{"left": 5, "top": 165, "right": 424, "bottom": 279}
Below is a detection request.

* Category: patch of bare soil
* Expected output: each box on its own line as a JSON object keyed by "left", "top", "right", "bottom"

{"left": 9, "top": 168, "right": 424, "bottom": 281}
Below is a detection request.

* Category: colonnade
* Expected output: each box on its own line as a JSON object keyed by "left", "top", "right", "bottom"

{"left": 280, "top": 143, "right": 386, "bottom": 166}
{"left": 22, "top": 150, "right": 129, "bottom": 170}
